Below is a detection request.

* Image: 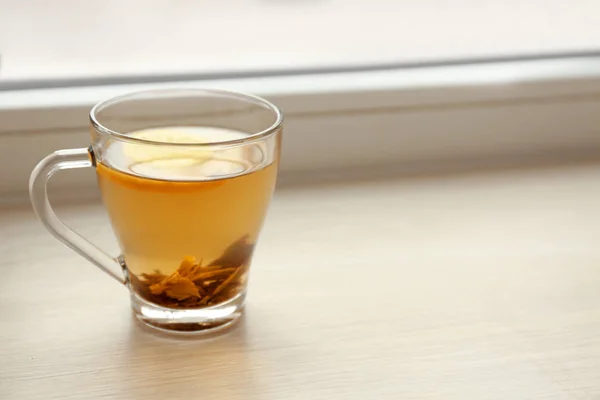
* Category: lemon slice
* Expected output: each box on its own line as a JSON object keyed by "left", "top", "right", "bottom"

{"left": 123, "top": 128, "right": 212, "bottom": 165}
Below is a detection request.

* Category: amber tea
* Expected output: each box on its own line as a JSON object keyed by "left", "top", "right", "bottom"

{"left": 96, "top": 127, "right": 277, "bottom": 309}
{"left": 30, "top": 88, "right": 282, "bottom": 333}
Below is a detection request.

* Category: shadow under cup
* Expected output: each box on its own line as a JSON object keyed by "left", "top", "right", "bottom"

{"left": 30, "top": 89, "right": 283, "bottom": 334}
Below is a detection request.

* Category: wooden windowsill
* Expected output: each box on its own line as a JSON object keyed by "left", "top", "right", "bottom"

{"left": 2, "top": 162, "right": 600, "bottom": 398}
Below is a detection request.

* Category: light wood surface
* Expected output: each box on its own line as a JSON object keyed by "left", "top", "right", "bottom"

{"left": 1, "top": 164, "right": 600, "bottom": 399}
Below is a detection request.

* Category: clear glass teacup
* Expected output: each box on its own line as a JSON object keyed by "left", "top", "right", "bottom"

{"left": 30, "top": 89, "right": 283, "bottom": 333}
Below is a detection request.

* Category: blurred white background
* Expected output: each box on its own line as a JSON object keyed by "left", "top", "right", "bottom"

{"left": 2, "top": 0, "right": 600, "bottom": 201}
{"left": 1, "top": 0, "right": 599, "bottom": 82}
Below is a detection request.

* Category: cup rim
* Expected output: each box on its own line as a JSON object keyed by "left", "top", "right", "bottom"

{"left": 89, "top": 88, "right": 283, "bottom": 146}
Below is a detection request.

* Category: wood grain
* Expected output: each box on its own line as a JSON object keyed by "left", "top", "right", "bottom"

{"left": 1, "top": 163, "right": 600, "bottom": 399}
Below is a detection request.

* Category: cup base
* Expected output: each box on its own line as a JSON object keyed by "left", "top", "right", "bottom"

{"left": 130, "top": 291, "right": 245, "bottom": 335}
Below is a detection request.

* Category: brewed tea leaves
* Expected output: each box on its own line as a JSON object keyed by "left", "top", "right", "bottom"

{"left": 208, "top": 235, "right": 254, "bottom": 267}
{"left": 133, "top": 235, "right": 254, "bottom": 308}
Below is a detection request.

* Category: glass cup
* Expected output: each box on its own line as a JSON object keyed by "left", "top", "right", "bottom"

{"left": 30, "top": 89, "right": 282, "bottom": 333}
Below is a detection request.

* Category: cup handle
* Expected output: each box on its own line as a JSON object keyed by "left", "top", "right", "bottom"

{"left": 29, "top": 147, "right": 126, "bottom": 285}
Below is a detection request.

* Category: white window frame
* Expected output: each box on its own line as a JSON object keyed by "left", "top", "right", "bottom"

{"left": 2, "top": 56, "right": 600, "bottom": 203}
